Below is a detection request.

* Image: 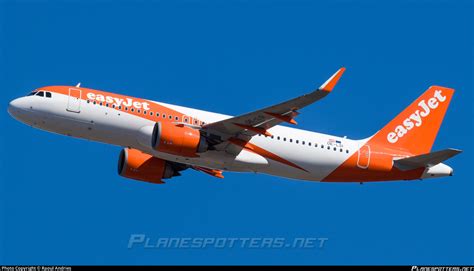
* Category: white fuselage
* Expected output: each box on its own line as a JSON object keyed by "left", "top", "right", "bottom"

{"left": 8, "top": 90, "right": 365, "bottom": 182}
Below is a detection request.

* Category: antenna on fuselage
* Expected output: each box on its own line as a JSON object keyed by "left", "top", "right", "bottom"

{"left": 76, "top": 82, "right": 81, "bottom": 88}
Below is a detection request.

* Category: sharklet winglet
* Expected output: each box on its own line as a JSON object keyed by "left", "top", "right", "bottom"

{"left": 319, "top": 67, "right": 345, "bottom": 92}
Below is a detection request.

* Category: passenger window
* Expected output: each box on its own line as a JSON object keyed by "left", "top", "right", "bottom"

{"left": 156, "top": 112, "right": 160, "bottom": 117}
{"left": 46, "top": 92, "right": 52, "bottom": 98}
{"left": 150, "top": 112, "right": 153, "bottom": 116}
{"left": 333, "top": 147, "right": 336, "bottom": 151}
{"left": 290, "top": 139, "right": 293, "bottom": 143}
{"left": 327, "top": 146, "right": 330, "bottom": 150}
{"left": 93, "top": 101, "right": 97, "bottom": 105}
{"left": 137, "top": 109, "right": 141, "bottom": 113}
{"left": 169, "top": 115, "right": 172, "bottom": 119}
{"left": 283, "top": 138, "right": 286, "bottom": 141}
{"left": 321, "top": 145, "right": 324, "bottom": 149}
{"left": 162, "top": 114, "right": 166, "bottom": 118}
{"left": 308, "top": 142, "right": 311, "bottom": 146}
{"left": 296, "top": 140, "right": 299, "bottom": 144}
{"left": 131, "top": 108, "right": 134, "bottom": 112}
{"left": 315, "top": 143, "right": 318, "bottom": 147}
{"left": 346, "top": 150, "right": 349, "bottom": 153}
{"left": 37, "top": 91, "right": 45, "bottom": 97}
{"left": 175, "top": 116, "right": 179, "bottom": 121}
{"left": 302, "top": 141, "right": 305, "bottom": 145}
{"left": 277, "top": 136, "right": 280, "bottom": 140}
{"left": 112, "top": 104, "right": 115, "bottom": 108}
{"left": 105, "top": 104, "right": 109, "bottom": 107}
{"left": 340, "top": 149, "right": 343, "bottom": 152}
{"left": 118, "top": 106, "right": 122, "bottom": 110}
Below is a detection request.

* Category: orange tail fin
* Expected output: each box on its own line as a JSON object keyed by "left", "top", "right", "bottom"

{"left": 370, "top": 86, "right": 454, "bottom": 155}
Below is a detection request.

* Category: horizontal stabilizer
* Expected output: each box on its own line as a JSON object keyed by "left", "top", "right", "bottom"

{"left": 394, "top": 148, "right": 462, "bottom": 171}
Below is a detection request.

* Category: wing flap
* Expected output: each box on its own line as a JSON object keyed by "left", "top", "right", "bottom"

{"left": 192, "top": 166, "right": 224, "bottom": 179}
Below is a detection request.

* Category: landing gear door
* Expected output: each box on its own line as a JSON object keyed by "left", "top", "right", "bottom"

{"left": 67, "top": 88, "right": 81, "bottom": 113}
{"left": 357, "top": 145, "right": 370, "bottom": 169}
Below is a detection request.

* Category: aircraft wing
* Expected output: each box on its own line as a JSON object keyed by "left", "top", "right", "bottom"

{"left": 201, "top": 67, "right": 345, "bottom": 143}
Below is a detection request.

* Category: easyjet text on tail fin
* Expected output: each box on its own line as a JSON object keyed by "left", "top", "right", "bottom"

{"left": 370, "top": 86, "right": 454, "bottom": 155}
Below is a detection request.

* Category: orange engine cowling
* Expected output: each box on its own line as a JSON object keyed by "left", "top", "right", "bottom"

{"left": 117, "top": 148, "right": 179, "bottom": 184}
{"left": 151, "top": 122, "right": 208, "bottom": 157}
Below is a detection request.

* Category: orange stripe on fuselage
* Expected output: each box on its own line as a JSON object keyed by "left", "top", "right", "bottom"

{"left": 39, "top": 85, "right": 205, "bottom": 126}
{"left": 322, "top": 140, "right": 427, "bottom": 182}
{"left": 321, "top": 145, "right": 425, "bottom": 182}
{"left": 229, "top": 138, "right": 308, "bottom": 172}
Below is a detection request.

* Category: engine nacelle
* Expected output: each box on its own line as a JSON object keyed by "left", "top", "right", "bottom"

{"left": 117, "top": 148, "right": 179, "bottom": 184}
{"left": 151, "top": 122, "right": 208, "bottom": 157}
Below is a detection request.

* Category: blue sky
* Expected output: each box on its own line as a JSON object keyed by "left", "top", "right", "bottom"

{"left": 0, "top": 0, "right": 472, "bottom": 265}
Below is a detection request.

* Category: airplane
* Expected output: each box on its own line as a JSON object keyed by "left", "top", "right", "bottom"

{"left": 7, "top": 68, "right": 462, "bottom": 184}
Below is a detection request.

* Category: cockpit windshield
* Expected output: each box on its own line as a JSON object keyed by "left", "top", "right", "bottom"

{"left": 26, "top": 91, "right": 52, "bottom": 98}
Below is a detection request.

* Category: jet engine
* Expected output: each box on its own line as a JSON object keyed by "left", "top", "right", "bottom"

{"left": 117, "top": 148, "right": 182, "bottom": 184}
{"left": 151, "top": 122, "right": 208, "bottom": 157}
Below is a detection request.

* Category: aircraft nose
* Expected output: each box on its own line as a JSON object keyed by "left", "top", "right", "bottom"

{"left": 8, "top": 98, "right": 19, "bottom": 116}
{"left": 8, "top": 98, "right": 28, "bottom": 118}
{"left": 8, "top": 99, "right": 18, "bottom": 116}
